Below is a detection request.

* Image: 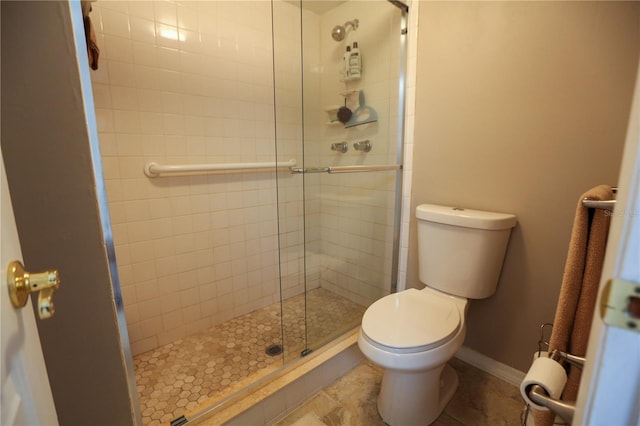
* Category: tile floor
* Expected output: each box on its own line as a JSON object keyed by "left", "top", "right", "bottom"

{"left": 133, "top": 288, "right": 366, "bottom": 425}
{"left": 273, "top": 357, "right": 526, "bottom": 426}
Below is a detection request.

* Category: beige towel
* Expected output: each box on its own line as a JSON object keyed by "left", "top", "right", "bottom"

{"left": 534, "top": 184, "right": 613, "bottom": 426}
{"left": 81, "top": 1, "right": 99, "bottom": 70}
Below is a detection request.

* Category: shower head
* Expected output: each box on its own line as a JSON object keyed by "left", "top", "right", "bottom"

{"left": 331, "top": 19, "right": 359, "bottom": 42}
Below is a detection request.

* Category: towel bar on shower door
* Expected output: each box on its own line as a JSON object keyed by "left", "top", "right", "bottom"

{"left": 291, "top": 164, "right": 401, "bottom": 174}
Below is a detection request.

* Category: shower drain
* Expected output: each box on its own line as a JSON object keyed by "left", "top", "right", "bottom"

{"left": 265, "top": 344, "right": 283, "bottom": 356}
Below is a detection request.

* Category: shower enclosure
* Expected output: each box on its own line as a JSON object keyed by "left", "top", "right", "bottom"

{"left": 88, "top": 0, "right": 406, "bottom": 423}
{"left": 273, "top": 0, "right": 406, "bottom": 362}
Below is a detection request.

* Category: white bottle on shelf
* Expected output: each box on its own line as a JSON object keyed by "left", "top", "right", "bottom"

{"left": 343, "top": 46, "right": 352, "bottom": 79}
{"left": 349, "top": 41, "right": 361, "bottom": 79}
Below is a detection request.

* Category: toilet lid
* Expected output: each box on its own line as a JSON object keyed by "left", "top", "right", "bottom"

{"left": 362, "top": 289, "right": 461, "bottom": 352}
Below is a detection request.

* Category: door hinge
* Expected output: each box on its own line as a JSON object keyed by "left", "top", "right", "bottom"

{"left": 599, "top": 278, "right": 640, "bottom": 332}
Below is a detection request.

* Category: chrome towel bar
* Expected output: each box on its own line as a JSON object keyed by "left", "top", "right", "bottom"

{"left": 581, "top": 199, "right": 616, "bottom": 211}
{"left": 292, "top": 166, "right": 330, "bottom": 174}
{"left": 581, "top": 186, "right": 617, "bottom": 211}
{"left": 291, "top": 164, "right": 401, "bottom": 174}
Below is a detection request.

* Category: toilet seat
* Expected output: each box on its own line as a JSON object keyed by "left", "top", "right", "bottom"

{"left": 361, "top": 289, "right": 461, "bottom": 353}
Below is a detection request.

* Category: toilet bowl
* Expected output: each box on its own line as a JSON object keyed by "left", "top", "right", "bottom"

{"left": 358, "top": 287, "right": 468, "bottom": 425}
{"left": 358, "top": 204, "right": 517, "bottom": 425}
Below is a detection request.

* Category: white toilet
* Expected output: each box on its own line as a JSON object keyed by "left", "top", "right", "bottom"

{"left": 358, "top": 204, "right": 517, "bottom": 425}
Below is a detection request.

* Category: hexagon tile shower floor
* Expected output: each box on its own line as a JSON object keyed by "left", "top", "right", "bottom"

{"left": 133, "top": 288, "right": 366, "bottom": 425}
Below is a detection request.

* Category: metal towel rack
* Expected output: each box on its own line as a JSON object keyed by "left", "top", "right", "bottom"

{"left": 144, "top": 159, "right": 297, "bottom": 177}
{"left": 581, "top": 199, "right": 616, "bottom": 210}
{"left": 581, "top": 187, "right": 617, "bottom": 211}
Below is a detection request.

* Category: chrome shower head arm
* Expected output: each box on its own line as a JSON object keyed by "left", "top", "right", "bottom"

{"left": 331, "top": 19, "right": 359, "bottom": 42}
{"left": 344, "top": 19, "right": 359, "bottom": 31}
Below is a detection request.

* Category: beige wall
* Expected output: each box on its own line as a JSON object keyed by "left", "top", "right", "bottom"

{"left": 409, "top": 1, "right": 640, "bottom": 371}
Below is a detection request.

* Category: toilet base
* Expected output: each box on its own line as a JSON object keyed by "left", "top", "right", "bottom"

{"left": 377, "top": 363, "right": 458, "bottom": 425}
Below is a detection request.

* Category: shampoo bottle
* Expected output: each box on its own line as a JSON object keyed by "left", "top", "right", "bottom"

{"left": 343, "top": 46, "right": 352, "bottom": 79}
{"left": 349, "top": 41, "right": 361, "bottom": 78}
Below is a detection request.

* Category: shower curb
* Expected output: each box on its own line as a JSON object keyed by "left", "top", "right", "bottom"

{"left": 187, "top": 328, "right": 363, "bottom": 425}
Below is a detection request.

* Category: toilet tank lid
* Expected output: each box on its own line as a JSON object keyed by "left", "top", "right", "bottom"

{"left": 416, "top": 204, "right": 517, "bottom": 230}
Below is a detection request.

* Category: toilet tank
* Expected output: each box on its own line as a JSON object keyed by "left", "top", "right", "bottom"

{"left": 416, "top": 204, "right": 517, "bottom": 299}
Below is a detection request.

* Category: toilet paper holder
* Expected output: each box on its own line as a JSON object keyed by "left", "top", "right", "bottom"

{"left": 548, "top": 348, "right": 586, "bottom": 369}
{"left": 523, "top": 349, "right": 586, "bottom": 424}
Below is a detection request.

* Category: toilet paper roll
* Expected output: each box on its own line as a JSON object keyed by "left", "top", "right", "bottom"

{"left": 519, "top": 356, "right": 568, "bottom": 410}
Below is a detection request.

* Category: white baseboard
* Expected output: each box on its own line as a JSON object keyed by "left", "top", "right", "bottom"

{"left": 455, "top": 346, "right": 526, "bottom": 387}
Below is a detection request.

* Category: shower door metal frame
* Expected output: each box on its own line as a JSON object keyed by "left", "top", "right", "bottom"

{"left": 390, "top": 0, "right": 409, "bottom": 293}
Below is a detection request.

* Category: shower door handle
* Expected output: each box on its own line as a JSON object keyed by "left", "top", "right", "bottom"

{"left": 291, "top": 167, "right": 330, "bottom": 174}
{"left": 291, "top": 164, "right": 401, "bottom": 174}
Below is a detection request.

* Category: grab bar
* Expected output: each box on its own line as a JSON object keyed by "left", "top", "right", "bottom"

{"left": 146, "top": 160, "right": 399, "bottom": 177}
{"left": 144, "top": 159, "right": 297, "bottom": 177}
{"left": 291, "top": 164, "right": 401, "bottom": 174}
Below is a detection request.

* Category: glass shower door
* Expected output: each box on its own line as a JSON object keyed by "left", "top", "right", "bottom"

{"left": 271, "top": 0, "right": 308, "bottom": 362}
{"left": 302, "top": 0, "right": 407, "bottom": 353}
{"left": 274, "top": 0, "right": 407, "bottom": 357}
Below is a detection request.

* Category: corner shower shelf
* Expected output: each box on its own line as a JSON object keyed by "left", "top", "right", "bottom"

{"left": 325, "top": 90, "right": 378, "bottom": 128}
{"left": 324, "top": 105, "right": 343, "bottom": 125}
{"left": 339, "top": 89, "right": 360, "bottom": 97}
{"left": 340, "top": 74, "right": 361, "bottom": 83}
{"left": 331, "top": 91, "right": 379, "bottom": 128}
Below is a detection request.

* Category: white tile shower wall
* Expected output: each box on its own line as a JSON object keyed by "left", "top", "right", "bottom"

{"left": 308, "top": 2, "right": 402, "bottom": 306}
{"left": 89, "top": 0, "right": 310, "bottom": 355}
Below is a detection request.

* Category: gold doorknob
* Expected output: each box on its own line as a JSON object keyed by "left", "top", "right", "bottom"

{"left": 7, "top": 261, "right": 60, "bottom": 319}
